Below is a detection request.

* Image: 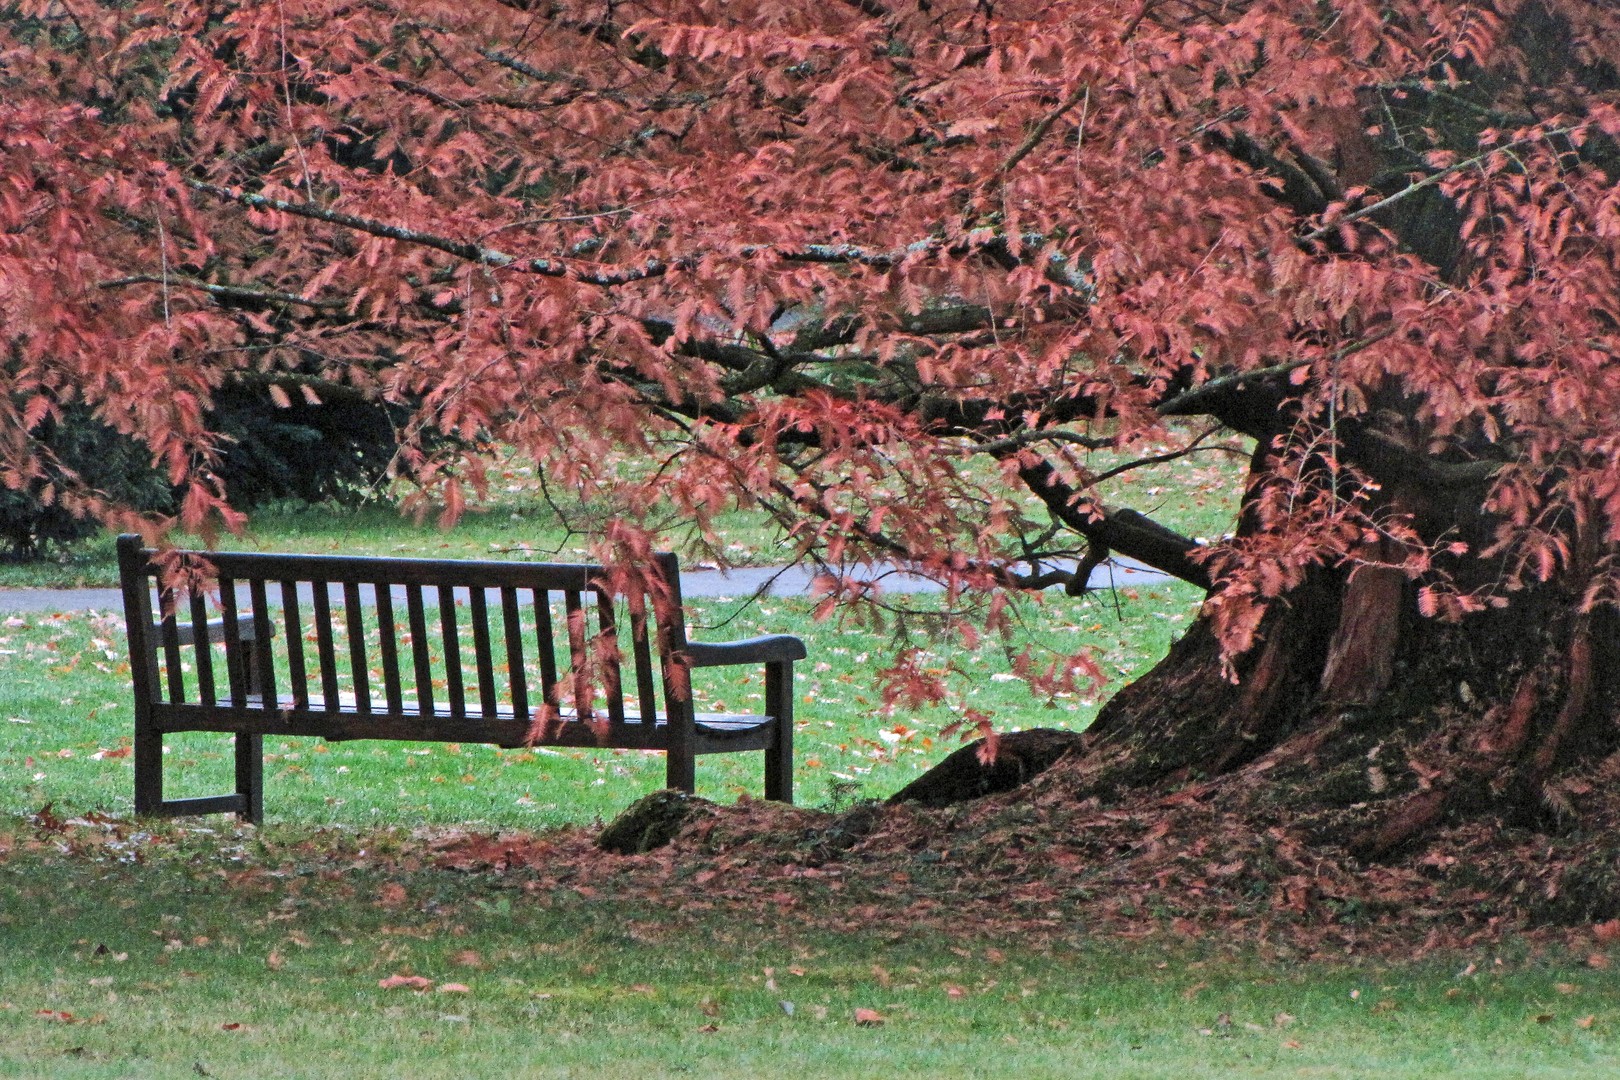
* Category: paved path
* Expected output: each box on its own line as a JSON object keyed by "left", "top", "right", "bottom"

{"left": 0, "top": 558, "right": 1172, "bottom": 613}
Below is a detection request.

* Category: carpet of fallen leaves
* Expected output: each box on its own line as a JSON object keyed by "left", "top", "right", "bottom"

{"left": 10, "top": 757, "right": 1620, "bottom": 970}
{"left": 413, "top": 770, "right": 1620, "bottom": 966}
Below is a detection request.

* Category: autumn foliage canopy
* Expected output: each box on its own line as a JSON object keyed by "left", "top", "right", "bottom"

{"left": 8, "top": 0, "right": 1620, "bottom": 854}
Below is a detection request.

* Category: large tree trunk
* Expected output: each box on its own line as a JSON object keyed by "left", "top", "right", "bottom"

{"left": 1052, "top": 542, "right": 1620, "bottom": 863}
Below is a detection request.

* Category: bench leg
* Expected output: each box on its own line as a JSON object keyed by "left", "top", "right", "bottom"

{"left": 666, "top": 741, "right": 696, "bottom": 793}
{"left": 764, "top": 660, "right": 793, "bottom": 804}
{"left": 235, "top": 734, "right": 264, "bottom": 825}
{"left": 134, "top": 724, "right": 162, "bottom": 817}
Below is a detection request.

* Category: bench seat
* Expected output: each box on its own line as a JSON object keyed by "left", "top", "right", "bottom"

{"left": 154, "top": 695, "right": 777, "bottom": 752}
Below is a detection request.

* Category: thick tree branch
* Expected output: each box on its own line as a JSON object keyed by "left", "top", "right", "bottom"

{"left": 1014, "top": 457, "right": 1211, "bottom": 588}
{"left": 1155, "top": 329, "right": 1397, "bottom": 434}
{"left": 1339, "top": 427, "right": 1501, "bottom": 489}
{"left": 1155, "top": 358, "right": 1311, "bottom": 419}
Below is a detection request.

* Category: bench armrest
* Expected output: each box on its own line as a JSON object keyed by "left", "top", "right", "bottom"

{"left": 154, "top": 615, "right": 261, "bottom": 648}
{"left": 685, "top": 634, "right": 807, "bottom": 668}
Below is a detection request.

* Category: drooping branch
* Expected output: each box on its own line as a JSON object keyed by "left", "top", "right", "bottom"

{"left": 1014, "top": 457, "right": 1211, "bottom": 588}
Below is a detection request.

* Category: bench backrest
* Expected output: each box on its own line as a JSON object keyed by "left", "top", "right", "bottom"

{"left": 116, "top": 536, "right": 695, "bottom": 747}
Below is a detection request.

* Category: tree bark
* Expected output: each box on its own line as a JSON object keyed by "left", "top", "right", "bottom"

{"left": 909, "top": 456, "right": 1620, "bottom": 866}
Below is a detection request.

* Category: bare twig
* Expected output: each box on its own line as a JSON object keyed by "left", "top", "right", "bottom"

{"left": 997, "top": 84, "right": 1090, "bottom": 180}
{"left": 98, "top": 273, "right": 346, "bottom": 310}
{"left": 1301, "top": 131, "right": 1569, "bottom": 243}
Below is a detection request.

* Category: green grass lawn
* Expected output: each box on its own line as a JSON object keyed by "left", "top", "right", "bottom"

{"left": 0, "top": 583, "right": 1203, "bottom": 825}
{"left": 0, "top": 580, "right": 1613, "bottom": 1077}
{"left": 1, "top": 824, "right": 1615, "bottom": 1079}
{"left": 8, "top": 444, "right": 1603, "bottom": 1077}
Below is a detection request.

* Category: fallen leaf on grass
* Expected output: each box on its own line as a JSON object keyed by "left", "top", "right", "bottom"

{"left": 378, "top": 975, "right": 433, "bottom": 991}
{"left": 1593, "top": 919, "right": 1620, "bottom": 944}
{"left": 35, "top": 1010, "right": 74, "bottom": 1023}
{"left": 853, "top": 1008, "right": 885, "bottom": 1027}
{"left": 1588, "top": 954, "right": 1611, "bottom": 970}
{"left": 375, "top": 883, "right": 408, "bottom": 909}
{"left": 944, "top": 985, "right": 967, "bottom": 999}
{"left": 697, "top": 1023, "right": 719, "bottom": 1034}
{"left": 1534, "top": 1013, "right": 1555, "bottom": 1024}
{"left": 436, "top": 983, "right": 470, "bottom": 994}
{"left": 220, "top": 1022, "right": 245, "bottom": 1031}
{"left": 1282, "top": 1040, "right": 1303, "bottom": 1050}
{"left": 1556, "top": 983, "right": 1579, "bottom": 995}
{"left": 265, "top": 950, "right": 284, "bottom": 972}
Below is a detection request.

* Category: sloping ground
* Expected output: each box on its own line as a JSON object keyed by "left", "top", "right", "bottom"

{"left": 423, "top": 759, "right": 1620, "bottom": 963}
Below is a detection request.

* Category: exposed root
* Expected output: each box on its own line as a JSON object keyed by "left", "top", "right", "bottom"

{"left": 1527, "top": 617, "right": 1593, "bottom": 787}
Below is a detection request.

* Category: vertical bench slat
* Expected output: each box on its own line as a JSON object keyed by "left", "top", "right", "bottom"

{"left": 406, "top": 584, "right": 434, "bottom": 717}
{"left": 469, "top": 587, "right": 497, "bottom": 719}
{"left": 439, "top": 584, "right": 466, "bottom": 718}
{"left": 627, "top": 593, "right": 658, "bottom": 726}
{"left": 250, "top": 578, "right": 277, "bottom": 703}
{"left": 596, "top": 590, "right": 625, "bottom": 725}
{"left": 344, "top": 582, "right": 370, "bottom": 715}
{"left": 655, "top": 552, "right": 695, "bottom": 792}
{"left": 501, "top": 587, "right": 528, "bottom": 724}
{"left": 220, "top": 577, "right": 247, "bottom": 708}
{"left": 281, "top": 579, "right": 309, "bottom": 710}
{"left": 376, "top": 584, "right": 405, "bottom": 715}
{"left": 159, "top": 591, "right": 186, "bottom": 704}
{"left": 188, "top": 591, "right": 216, "bottom": 706}
{"left": 564, "top": 589, "right": 589, "bottom": 720}
{"left": 311, "top": 582, "right": 341, "bottom": 712}
{"left": 534, "top": 591, "right": 560, "bottom": 708}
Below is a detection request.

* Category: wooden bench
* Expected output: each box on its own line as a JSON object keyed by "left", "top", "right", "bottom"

{"left": 115, "top": 535, "right": 804, "bottom": 824}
